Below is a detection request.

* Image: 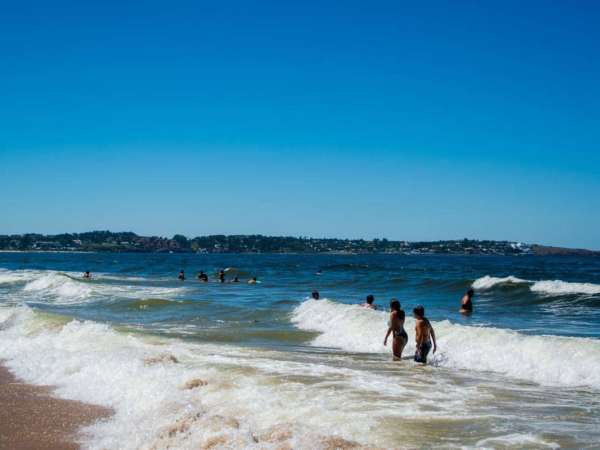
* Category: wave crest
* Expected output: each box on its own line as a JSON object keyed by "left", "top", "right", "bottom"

{"left": 292, "top": 299, "right": 600, "bottom": 388}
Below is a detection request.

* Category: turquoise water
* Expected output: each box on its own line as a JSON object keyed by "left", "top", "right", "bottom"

{"left": 1, "top": 253, "right": 599, "bottom": 449}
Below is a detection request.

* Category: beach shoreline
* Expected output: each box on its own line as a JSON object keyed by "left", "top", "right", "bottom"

{"left": 0, "top": 364, "right": 112, "bottom": 450}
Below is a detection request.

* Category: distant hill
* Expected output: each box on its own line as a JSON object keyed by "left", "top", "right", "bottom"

{"left": 530, "top": 245, "right": 600, "bottom": 256}
{"left": 0, "top": 231, "right": 597, "bottom": 256}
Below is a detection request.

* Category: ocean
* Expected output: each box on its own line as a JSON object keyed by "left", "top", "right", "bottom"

{"left": 1, "top": 252, "right": 599, "bottom": 449}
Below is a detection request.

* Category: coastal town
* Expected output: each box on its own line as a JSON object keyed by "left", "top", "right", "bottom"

{"left": 1, "top": 231, "right": 594, "bottom": 255}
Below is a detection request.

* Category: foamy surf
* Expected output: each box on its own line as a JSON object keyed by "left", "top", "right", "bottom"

{"left": 0, "top": 306, "right": 392, "bottom": 449}
{"left": 291, "top": 299, "right": 600, "bottom": 389}
{"left": 1, "top": 302, "right": 599, "bottom": 449}
{"left": 472, "top": 275, "right": 600, "bottom": 296}
{"left": 4, "top": 270, "right": 188, "bottom": 305}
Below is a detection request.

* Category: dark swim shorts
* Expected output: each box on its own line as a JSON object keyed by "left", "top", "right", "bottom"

{"left": 414, "top": 341, "right": 432, "bottom": 363}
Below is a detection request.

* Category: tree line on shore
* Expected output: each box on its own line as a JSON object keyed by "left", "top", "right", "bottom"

{"left": 0, "top": 231, "right": 549, "bottom": 255}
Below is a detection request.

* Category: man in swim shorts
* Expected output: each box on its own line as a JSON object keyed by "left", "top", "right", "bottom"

{"left": 413, "top": 305, "right": 437, "bottom": 364}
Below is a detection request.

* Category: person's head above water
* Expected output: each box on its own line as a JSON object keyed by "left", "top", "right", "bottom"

{"left": 413, "top": 305, "right": 425, "bottom": 318}
{"left": 311, "top": 291, "right": 320, "bottom": 300}
{"left": 467, "top": 288, "right": 475, "bottom": 298}
{"left": 390, "top": 299, "right": 401, "bottom": 312}
{"left": 366, "top": 295, "right": 374, "bottom": 305}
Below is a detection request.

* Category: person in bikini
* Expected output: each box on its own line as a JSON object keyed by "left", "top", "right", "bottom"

{"left": 383, "top": 299, "right": 408, "bottom": 360}
{"left": 413, "top": 305, "right": 437, "bottom": 364}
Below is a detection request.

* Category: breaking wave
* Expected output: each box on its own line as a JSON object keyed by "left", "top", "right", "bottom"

{"left": 472, "top": 275, "right": 600, "bottom": 296}
{"left": 291, "top": 299, "right": 600, "bottom": 389}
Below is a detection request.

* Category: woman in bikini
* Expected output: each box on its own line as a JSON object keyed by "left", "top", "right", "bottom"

{"left": 383, "top": 299, "right": 408, "bottom": 360}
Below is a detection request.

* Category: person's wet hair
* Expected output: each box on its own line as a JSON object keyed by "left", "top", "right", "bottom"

{"left": 467, "top": 288, "right": 475, "bottom": 297}
{"left": 312, "top": 291, "right": 320, "bottom": 300}
{"left": 390, "top": 299, "right": 401, "bottom": 311}
{"left": 413, "top": 305, "right": 425, "bottom": 317}
{"left": 366, "top": 294, "right": 374, "bottom": 304}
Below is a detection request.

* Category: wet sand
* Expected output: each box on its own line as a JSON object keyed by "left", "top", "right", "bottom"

{"left": 0, "top": 364, "right": 111, "bottom": 450}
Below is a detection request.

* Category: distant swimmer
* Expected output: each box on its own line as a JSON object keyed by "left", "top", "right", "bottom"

{"left": 197, "top": 271, "right": 208, "bottom": 282}
{"left": 82, "top": 271, "right": 92, "bottom": 279}
{"left": 248, "top": 277, "right": 258, "bottom": 284}
{"left": 232, "top": 276, "right": 240, "bottom": 283}
{"left": 362, "top": 294, "right": 377, "bottom": 310}
{"left": 413, "top": 305, "right": 437, "bottom": 364}
{"left": 384, "top": 299, "right": 407, "bottom": 360}
{"left": 178, "top": 270, "right": 185, "bottom": 281}
{"left": 218, "top": 270, "right": 225, "bottom": 283}
{"left": 316, "top": 270, "right": 323, "bottom": 276}
{"left": 460, "top": 288, "right": 474, "bottom": 314}
{"left": 311, "top": 291, "right": 320, "bottom": 300}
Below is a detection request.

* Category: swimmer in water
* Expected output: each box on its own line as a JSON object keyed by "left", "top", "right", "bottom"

{"left": 82, "top": 271, "right": 91, "bottom": 279}
{"left": 232, "top": 276, "right": 240, "bottom": 283}
{"left": 311, "top": 291, "right": 320, "bottom": 300}
{"left": 218, "top": 270, "right": 225, "bottom": 283}
{"left": 316, "top": 269, "right": 323, "bottom": 276}
{"left": 248, "top": 277, "right": 258, "bottom": 284}
{"left": 383, "top": 299, "right": 408, "bottom": 360}
{"left": 197, "top": 271, "right": 208, "bottom": 282}
{"left": 178, "top": 270, "right": 185, "bottom": 281}
{"left": 413, "top": 305, "right": 437, "bottom": 364}
{"left": 362, "top": 294, "right": 377, "bottom": 310}
{"left": 460, "top": 288, "right": 474, "bottom": 314}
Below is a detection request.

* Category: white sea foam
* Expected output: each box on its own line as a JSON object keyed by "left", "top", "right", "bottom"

{"left": 0, "top": 304, "right": 598, "bottom": 448}
{"left": 474, "top": 433, "right": 559, "bottom": 449}
{"left": 0, "top": 269, "right": 39, "bottom": 285}
{"left": 8, "top": 270, "right": 186, "bottom": 304}
{"left": 531, "top": 280, "right": 600, "bottom": 296}
{"left": 291, "top": 299, "right": 600, "bottom": 389}
{"left": 23, "top": 272, "right": 93, "bottom": 301}
{"left": 472, "top": 275, "right": 600, "bottom": 296}
{"left": 0, "top": 306, "right": 397, "bottom": 449}
{"left": 471, "top": 275, "right": 529, "bottom": 290}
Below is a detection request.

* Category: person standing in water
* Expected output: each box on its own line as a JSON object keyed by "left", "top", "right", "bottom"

{"left": 460, "top": 288, "right": 474, "bottom": 314}
{"left": 413, "top": 305, "right": 437, "bottom": 364}
{"left": 362, "top": 294, "right": 377, "bottom": 310}
{"left": 197, "top": 271, "right": 208, "bottom": 282}
{"left": 383, "top": 299, "right": 408, "bottom": 360}
{"left": 82, "top": 271, "right": 92, "bottom": 279}
{"left": 218, "top": 270, "right": 225, "bottom": 283}
{"left": 178, "top": 270, "right": 185, "bottom": 281}
{"left": 311, "top": 291, "right": 320, "bottom": 300}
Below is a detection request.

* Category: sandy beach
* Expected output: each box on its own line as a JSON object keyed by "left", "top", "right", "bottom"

{"left": 0, "top": 364, "right": 111, "bottom": 450}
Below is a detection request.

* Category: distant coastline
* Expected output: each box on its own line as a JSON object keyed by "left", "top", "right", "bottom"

{"left": 1, "top": 231, "right": 597, "bottom": 256}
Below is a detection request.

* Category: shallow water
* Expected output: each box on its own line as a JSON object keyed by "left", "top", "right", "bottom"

{"left": 1, "top": 253, "right": 599, "bottom": 449}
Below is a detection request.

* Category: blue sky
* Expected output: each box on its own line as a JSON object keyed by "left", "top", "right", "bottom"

{"left": 1, "top": 1, "right": 599, "bottom": 248}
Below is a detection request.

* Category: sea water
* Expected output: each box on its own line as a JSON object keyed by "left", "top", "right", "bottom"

{"left": 0, "top": 252, "right": 599, "bottom": 449}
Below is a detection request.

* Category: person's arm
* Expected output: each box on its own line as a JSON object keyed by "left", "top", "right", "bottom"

{"left": 383, "top": 312, "right": 394, "bottom": 346}
{"left": 384, "top": 326, "right": 392, "bottom": 346}
{"left": 430, "top": 324, "right": 437, "bottom": 354}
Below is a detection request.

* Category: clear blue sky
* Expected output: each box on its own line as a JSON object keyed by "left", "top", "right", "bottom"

{"left": 1, "top": 1, "right": 599, "bottom": 249}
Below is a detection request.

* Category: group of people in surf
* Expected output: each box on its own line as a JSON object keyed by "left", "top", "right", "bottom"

{"left": 310, "top": 288, "right": 476, "bottom": 364}
{"left": 177, "top": 269, "right": 258, "bottom": 284}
